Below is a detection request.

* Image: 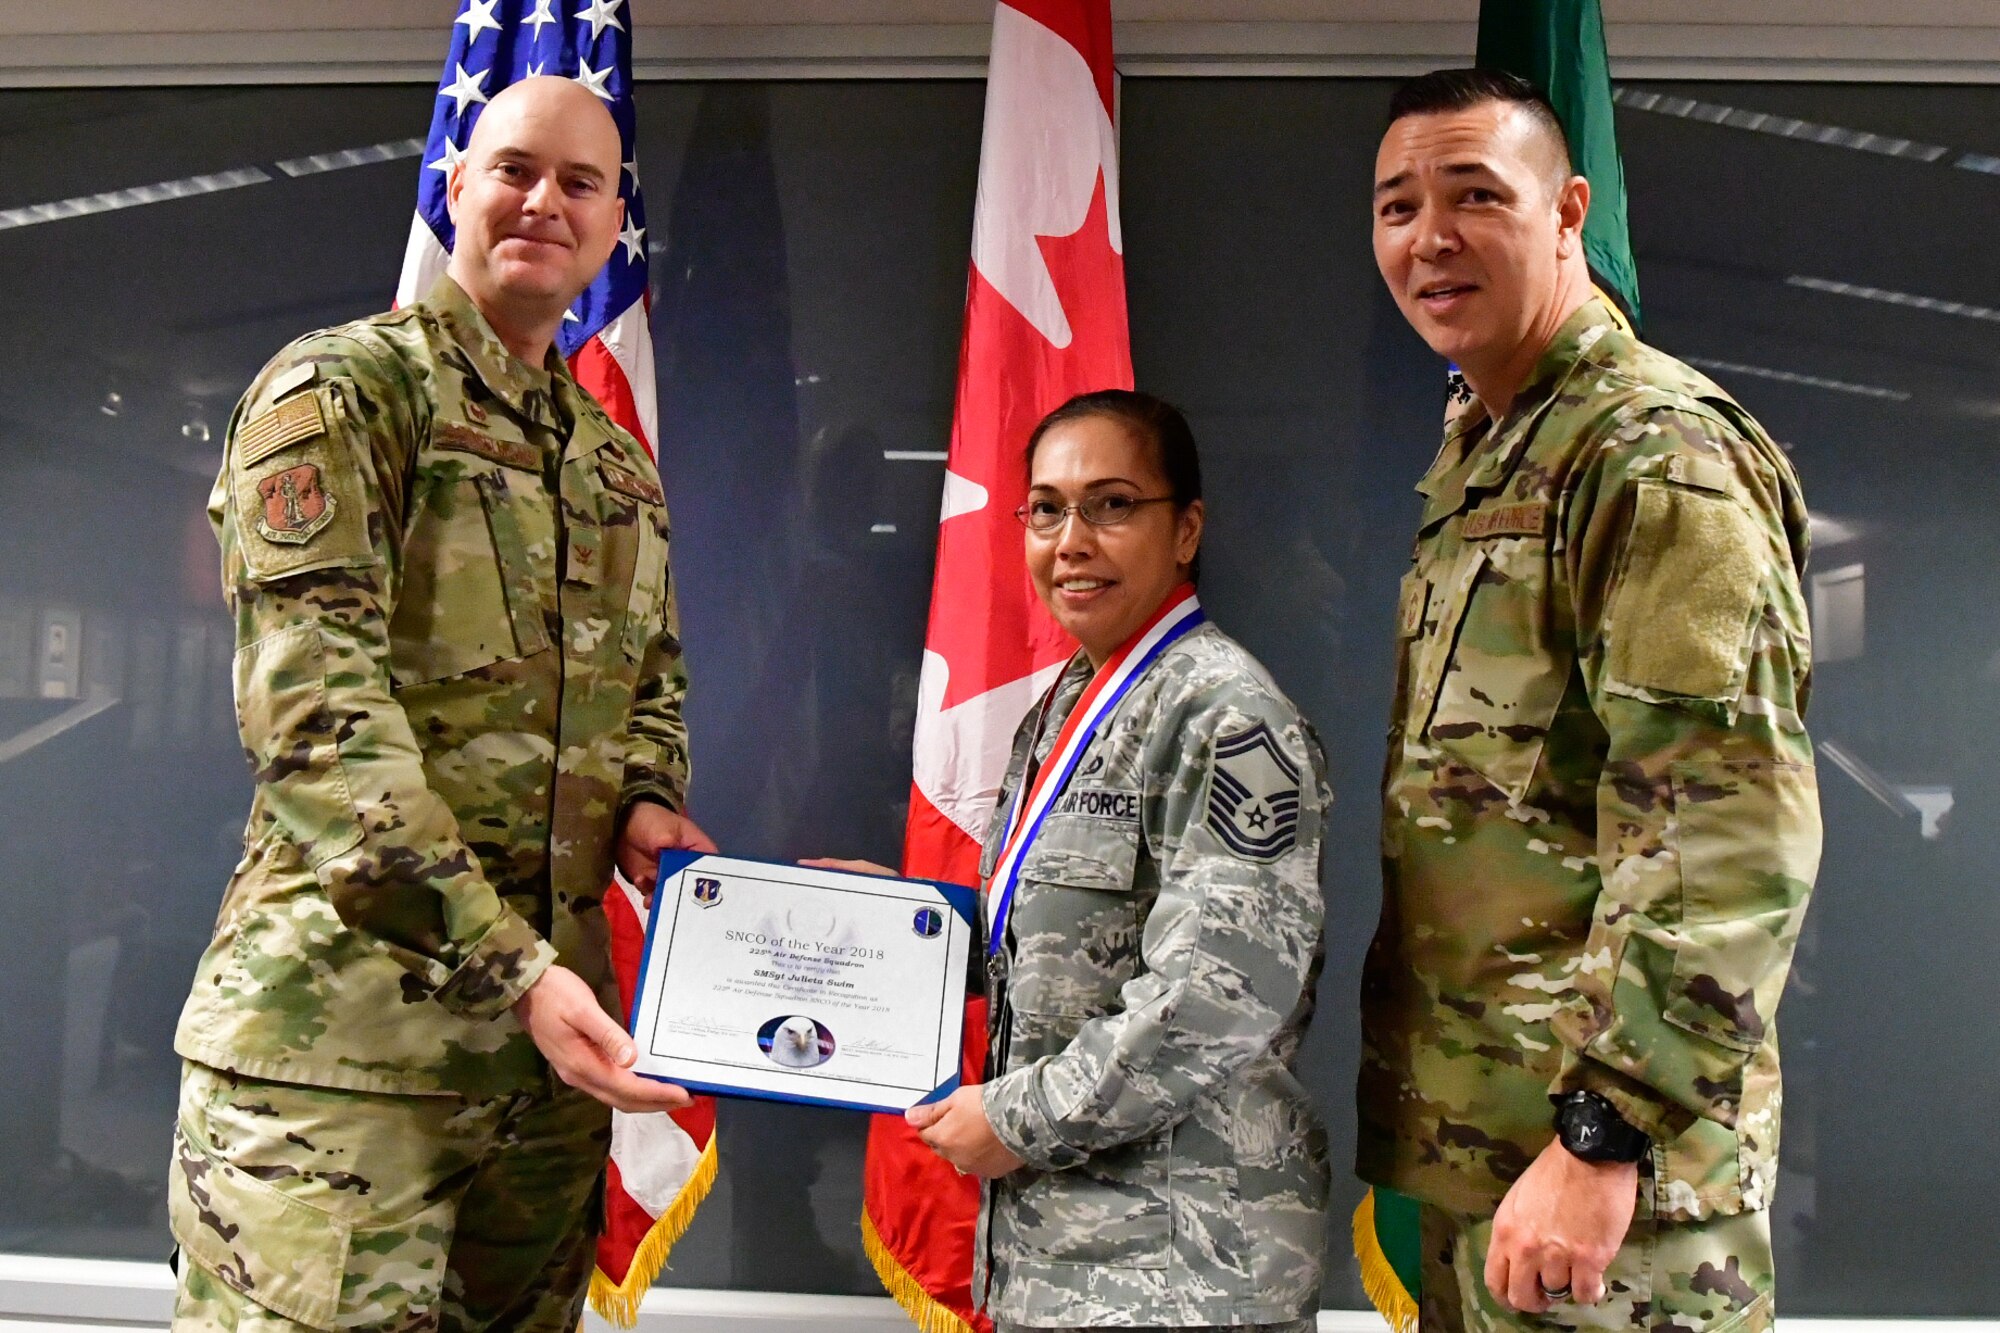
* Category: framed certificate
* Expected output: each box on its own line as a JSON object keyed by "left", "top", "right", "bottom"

{"left": 628, "top": 851, "right": 977, "bottom": 1113}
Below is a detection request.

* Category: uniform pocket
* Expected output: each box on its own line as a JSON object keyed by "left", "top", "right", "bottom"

{"left": 231, "top": 385, "right": 374, "bottom": 583}
{"left": 1606, "top": 480, "right": 1765, "bottom": 705}
{"left": 1662, "top": 760, "right": 1818, "bottom": 1055}
{"left": 171, "top": 1115, "right": 351, "bottom": 1329}
{"left": 1014, "top": 809, "right": 1140, "bottom": 892}
{"left": 597, "top": 459, "right": 670, "bottom": 663}
{"left": 1001, "top": 1124, "right": 1172, "bottom": 1269}
{"left": 388, "top": 464, "right": 550, "bottom": 686}
{"left": 232, "top": 626, "right": 363, "bottom": 872}
{"left": 1006, "top": 812, "right": 1145, "bottom": 1018}
{"left": 1418, "top": 538, "right": 1575, "bottom": 805}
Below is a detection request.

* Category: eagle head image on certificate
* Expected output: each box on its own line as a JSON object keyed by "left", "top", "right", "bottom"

{"left": 760, "top": 1014, "right": 836, "bottom": 1069}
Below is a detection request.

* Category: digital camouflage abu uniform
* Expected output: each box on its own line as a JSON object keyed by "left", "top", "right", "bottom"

{"left": 170, "top": 275, "right": 688, "bottom": 1331}
{"left": 976, "top": 618, "right": 1332, "bottom": 1331}
{"left": 1359, "top": 298, "right": 1821, "bottom": 1333}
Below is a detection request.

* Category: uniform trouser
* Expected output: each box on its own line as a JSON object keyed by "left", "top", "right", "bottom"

{"left": 169, "top": 1060, "right": 611, "bottom": 1332}
{"left": 1418, "top": 1197, "right": 1773, "bottom": 1333}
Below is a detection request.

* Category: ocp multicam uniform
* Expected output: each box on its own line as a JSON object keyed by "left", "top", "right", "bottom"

{"left": 171, "top": 275, "right": 687, "bottom": 1329}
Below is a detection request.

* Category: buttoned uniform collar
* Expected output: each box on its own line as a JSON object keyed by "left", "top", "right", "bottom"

{"left": 425, "top": 273, "right": 567, "bottom": 426}
{"left": 1414, "top": 296, "right": 1617, "bottom": 525}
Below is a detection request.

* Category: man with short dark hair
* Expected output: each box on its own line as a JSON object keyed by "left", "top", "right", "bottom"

{"left": 168, "top": 76, "right": 712, "bottom": 1331}
{"left": 1358, "top": 68, "right": 1821, "bottom": 1332}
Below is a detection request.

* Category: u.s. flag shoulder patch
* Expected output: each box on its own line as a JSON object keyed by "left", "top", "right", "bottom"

{"left": 237, "top": 390, "right": 329, "bottom": 469}
{"left": 1204, "top": 722, "right": 1303, "bottom": 862}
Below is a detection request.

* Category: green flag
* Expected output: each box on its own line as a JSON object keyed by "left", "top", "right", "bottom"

{"left": 1356, "top": 6, "right": 1639, "bottom": 1329}
{"left": 1478, "top": 0, "right": 1640, "bottom": 326}
{"left": 1355, "top": 1184, "right": 1422, "bottom": 1333}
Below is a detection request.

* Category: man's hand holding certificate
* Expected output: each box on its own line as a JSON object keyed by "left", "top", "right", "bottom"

{"left": 627, "top": 852, "right": 975, "bottom": 1113}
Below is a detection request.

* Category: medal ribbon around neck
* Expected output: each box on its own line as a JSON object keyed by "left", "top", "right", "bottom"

{"left": 986, "top": 584, "right": 1206, "bottom": 953}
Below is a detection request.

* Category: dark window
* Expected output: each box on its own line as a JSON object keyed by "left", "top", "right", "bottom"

{"left": 0, "top": 77, "right": 1992, "bottom": 1315}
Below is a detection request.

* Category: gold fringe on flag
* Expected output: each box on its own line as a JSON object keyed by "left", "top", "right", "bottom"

{"left": 1592, "top": 282, "right": 1636, "bottom": 337}
{"left": 1353, "top": 1190, "right": 1421, "bottom": 1333}
{"left": 587, "top": 1132, "right": 720, "bottom": 1328}
{"left": 861, "top": 1208, "right": 976, "bottom": 1333}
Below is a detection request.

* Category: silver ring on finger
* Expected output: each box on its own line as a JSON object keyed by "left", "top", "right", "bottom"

{"left": 1539, "top": 1281, "right": 1572, "bottom": 1302}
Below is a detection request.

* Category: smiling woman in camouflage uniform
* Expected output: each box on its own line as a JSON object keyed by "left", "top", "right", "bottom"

{"left": 831, "top": 391, "right": 1334, "bottom": 1332}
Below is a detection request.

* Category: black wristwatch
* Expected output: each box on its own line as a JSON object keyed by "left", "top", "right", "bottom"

{"left": 1552, "top": 1091, "right": 1651, "bottom": 1164}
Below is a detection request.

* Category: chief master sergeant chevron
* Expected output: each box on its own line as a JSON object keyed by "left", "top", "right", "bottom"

{"left": 1358, "top": 70, "right": 1820, "bottom": 1333}
{"left": 167, "top": 77, "right": 715, "bottom": 1332}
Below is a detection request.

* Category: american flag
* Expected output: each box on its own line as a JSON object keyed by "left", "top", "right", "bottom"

{"left": 396, "top": 3, "right": 716, "bottom": 1325}
{"left": 398, "top": 0, "right": 659, "bottom": 450}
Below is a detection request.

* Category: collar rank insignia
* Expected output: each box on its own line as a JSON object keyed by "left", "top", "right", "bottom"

{"left": 254, "top": 464, "right": 337, "bottom": 545}
{"left": 1206, "top": 721, "right": 1303, "bottom": 862}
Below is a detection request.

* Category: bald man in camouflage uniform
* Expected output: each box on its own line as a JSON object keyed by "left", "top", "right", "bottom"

{"left": 1361, "top": 71, "right": 1820, "bottom": 1332}
{"left": 169, "top": 78, "right": 705, "bottom": 1331}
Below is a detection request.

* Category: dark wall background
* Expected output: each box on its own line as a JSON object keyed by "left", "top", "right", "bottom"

{"left": 0, "top": 77, "right": 1993, "bottom": 1314}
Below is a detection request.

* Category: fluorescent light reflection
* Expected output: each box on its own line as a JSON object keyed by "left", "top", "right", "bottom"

{"left": 275, "top": 138, "right": 425, "bottom": 178}
{"left": 0, "top": 137, "right": 427, "bottom": 233}
{"left": 1613, "top": 88, "right": 1952, "bottom": 164}
{"left": 1786, "top": 275, "right": 2000, "bottom": 326}
{"left": 0, "top": 167, "right": 273, "bottom": 232}
{"left": 1807, "top": 512, "right": 1864, "bottom": 548}
{"left": 1684, "top": 356, "right": 1909, "bottom": 403}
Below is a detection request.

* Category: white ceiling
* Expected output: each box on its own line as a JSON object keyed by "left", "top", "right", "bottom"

{"left": 2, "top": 0, "right": 1997, "bottom": 84}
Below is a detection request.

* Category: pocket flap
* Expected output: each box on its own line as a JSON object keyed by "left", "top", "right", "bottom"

{"left": 170, "top": 1120, "right": 351, "bottom": 1329}
{"left": 1017, "top": 810, "right": 1140, "bottom": 891}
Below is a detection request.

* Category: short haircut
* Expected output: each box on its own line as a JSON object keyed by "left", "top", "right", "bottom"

{"left": 1386, "top": 67, "right": 1573, "bottom": 192}
{"left": 1026, "top": 389, "right": 1205, "bottom": 582}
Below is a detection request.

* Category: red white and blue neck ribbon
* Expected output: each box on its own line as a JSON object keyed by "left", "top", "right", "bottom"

{"left": 986, "top": 584, "right": 1205, "bottom": 954}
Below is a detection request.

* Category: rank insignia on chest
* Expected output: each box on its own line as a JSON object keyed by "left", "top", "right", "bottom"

{"left": 253, "top": 463, "right": 337, "bottom": 544}
{"left": 1398, "top": 577, "right": 1430, "bottom": 638}
{"left": 1205, "top": 722, "right": 1303, "bottom": 862}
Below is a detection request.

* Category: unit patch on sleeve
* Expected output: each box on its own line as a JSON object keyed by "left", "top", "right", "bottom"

{"left": 1205, "top": 722, "right": 1303, "bottom": 862}
{"left": 253, "top": 463, "right": 337, "bottom": 545}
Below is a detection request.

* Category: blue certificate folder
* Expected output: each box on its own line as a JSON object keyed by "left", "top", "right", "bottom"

{"left": 628, "top": 851, "right": 978, "bottom": 1114}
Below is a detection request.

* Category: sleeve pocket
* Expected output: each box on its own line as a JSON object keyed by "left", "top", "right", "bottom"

{"left": 232, "top": 625, "right": 363, "bottom": 871}
{"left": 231, "top": 386, "right": 374, "bottom": 583}
{"left": 1663, "top": 759, "right": 1819, "bottom": 1054}
{"left": 1606, "top": 480, "right": 1765, "bottom": 704}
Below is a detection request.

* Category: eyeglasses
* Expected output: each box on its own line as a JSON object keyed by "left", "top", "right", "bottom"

{"left": 1014, "top": 494, "right": 1176, "bottom": 531}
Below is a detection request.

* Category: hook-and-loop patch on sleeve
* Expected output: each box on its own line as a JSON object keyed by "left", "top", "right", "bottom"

{"left": 230, "top": 373, "right": 371, "bottom": 582}
{"left": 1203, "top": 721, "right": 1304, "bottom": 862}
{"left": 1606, "top": 454, "right": 1766, "bottom": 704}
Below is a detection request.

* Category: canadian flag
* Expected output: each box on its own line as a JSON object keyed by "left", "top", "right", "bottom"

{"left": 860, "top": 3, "right": 1130, "bottom": 1328}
